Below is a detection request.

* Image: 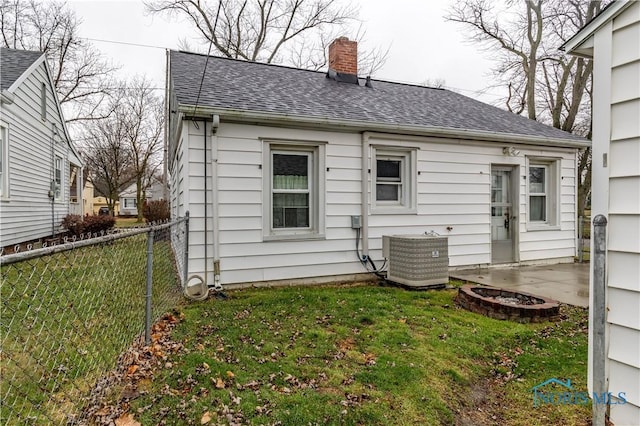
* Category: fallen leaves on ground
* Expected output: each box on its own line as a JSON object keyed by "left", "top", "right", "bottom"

{"left": 114, "top": 413, "right": 141, "bottom": 426}
{"left": 79, "top": 311, "right": 185, "bottom": 424}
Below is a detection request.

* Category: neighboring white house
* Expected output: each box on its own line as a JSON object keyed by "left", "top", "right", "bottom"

{"left": 118, "top": 177, "right": 165, "bottom": 216}
{"left": 562, "top": 1, "right": 640, "bottom": 424}
{"left": 166, "top": 38, "right": 589, "bottom": 289}
{"left": 0, "top": 48, "right": 83, "bottom": 247}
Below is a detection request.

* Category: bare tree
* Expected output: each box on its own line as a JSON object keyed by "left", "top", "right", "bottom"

{"left": 119, "top": 77, "right": 164, "bottom": 222}
{"left": 0, "top": 0, "right": 118, "bottom": 126}
{"left": 446, "top": 0, "right": 609, "bottom": 214}
{"left": 81, "top": 98, "right": 135, "bottom": 216}
{"left": 146, "top": 0, "right": 387, "bottom": 75}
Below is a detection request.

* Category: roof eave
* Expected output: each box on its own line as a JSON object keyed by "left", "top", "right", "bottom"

{"left": 560, "top": 0, "right": 633, "bottom": 56}
{"left": 177, "top": 104, "right": 590, "bottom": 149}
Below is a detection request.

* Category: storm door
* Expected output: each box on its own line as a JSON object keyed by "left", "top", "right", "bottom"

{"left": 491, "top": 167, "right": 516, "bottom": 263}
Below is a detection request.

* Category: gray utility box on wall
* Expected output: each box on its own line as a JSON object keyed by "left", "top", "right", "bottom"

{"left": 382, "top": 235, "right": 449, "bottom": 288}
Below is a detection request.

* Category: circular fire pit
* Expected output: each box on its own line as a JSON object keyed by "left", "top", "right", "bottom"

{"left": 455, "top": 285, "right": 560, "bottom": 323}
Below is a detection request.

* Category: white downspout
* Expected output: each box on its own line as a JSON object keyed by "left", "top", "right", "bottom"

{"left": 210, "top": 114, "right": 222, "bottom": 290}
{"left": 361, "top": 132, "right": 370, "bottom": 258}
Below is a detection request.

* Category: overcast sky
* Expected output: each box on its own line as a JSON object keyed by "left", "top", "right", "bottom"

{"left": 68, "top": 0, "right": 505, "bottom": 105}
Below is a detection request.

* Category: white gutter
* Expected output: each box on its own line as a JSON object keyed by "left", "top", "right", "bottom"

{"left": 178, "top": 105, "right": 590, "bottom": 149}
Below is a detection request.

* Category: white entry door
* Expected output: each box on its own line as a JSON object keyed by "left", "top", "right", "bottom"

{"left": 491, "top": 167, "right": 516, "bottom": 263}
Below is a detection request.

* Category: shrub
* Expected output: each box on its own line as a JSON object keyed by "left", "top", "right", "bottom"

{"left": 61, "top": 214, "right": 84, "bottom": 236}
{"left": 61, "top": 214, "right": 115, "bottom": 237}
{"left": 83, "top": 214, "right": 116, "bottom": 235}
{"left": 143, "top": 200, "right": 170, "bottom": 223}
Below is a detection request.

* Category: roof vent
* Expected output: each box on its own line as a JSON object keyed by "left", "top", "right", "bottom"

{"left": 365, "top": 76, "right": 373, "bottom": 88}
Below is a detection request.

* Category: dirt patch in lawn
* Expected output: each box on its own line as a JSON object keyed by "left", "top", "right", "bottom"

{"left": 455, "top": 378, "right": 507, "bottom": 426}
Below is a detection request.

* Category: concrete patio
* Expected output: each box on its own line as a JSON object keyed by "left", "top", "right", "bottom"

{"left": 450, "top": 263, "right": 590, "bottom": 307}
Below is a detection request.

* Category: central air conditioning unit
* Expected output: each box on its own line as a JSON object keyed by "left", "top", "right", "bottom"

{"left": 382, "top": 234, "right": 449, "bottom": 288}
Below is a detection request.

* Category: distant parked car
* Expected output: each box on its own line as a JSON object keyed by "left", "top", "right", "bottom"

{"left": 98, "top": 207, "right": 110, "bottom": 216}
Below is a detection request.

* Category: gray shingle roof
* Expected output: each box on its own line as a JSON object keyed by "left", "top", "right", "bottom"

{"left": 170, "top": 50, "right": 585, "bottom": 143}
{"left": 1, "top": 48, "right": 43, "bottom": 91}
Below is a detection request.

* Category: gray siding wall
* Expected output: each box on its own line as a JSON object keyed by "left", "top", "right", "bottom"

{"left": 0, "top": 62, "right": 72, "bottom": 247}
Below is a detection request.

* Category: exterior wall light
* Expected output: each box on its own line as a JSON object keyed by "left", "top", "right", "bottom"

{"left": 503, "top": 146, "right": 521, "bottom": 156}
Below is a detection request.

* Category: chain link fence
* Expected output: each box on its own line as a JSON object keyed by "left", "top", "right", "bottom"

{"left": 577, "top": 215, "right": 591, "bottom": 263}
{"left": 1, "top": 216, "right": 189, "bottom": 425}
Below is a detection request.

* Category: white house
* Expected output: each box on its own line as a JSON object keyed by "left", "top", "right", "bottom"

{"left": 562, "top": 1, "right": 640, "bottom": 424}
{"left": 118, "top": 177, "right": 165, "bottom": 217}
{"left": 0, "top": 48, "right": 83, "bottom": 248}
{"left": 166, "top": 38, "right": 589, "bottom": 289}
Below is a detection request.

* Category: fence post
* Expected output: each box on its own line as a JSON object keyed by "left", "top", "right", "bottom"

{"left": 145, "top": 229, "right": 155, "bottom": 345}
{"left": 592, "top": 214, "right": 607, "bottom": 426}
{"left": 184, "top": 211, "right": 190, "bottom": 287}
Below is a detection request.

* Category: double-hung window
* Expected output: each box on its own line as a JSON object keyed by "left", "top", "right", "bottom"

{"left": 529, "top": 165, "right": 548, "bottom": 222}
{"left": 272, "top": 151, "right": 311, "bottom": 229}
{"left": 376, "top": 155, "right": 403, "bottom": 203}
{"left": 372, "top": 147, "right": 417, "bottom": 213}
{"left": 263, "top": 140, "right": 326, "bottom": 240}
{"left": 527, "top": 158, "right": 559, "bottom": 227}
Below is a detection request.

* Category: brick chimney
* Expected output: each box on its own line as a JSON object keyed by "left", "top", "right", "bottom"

{"left": 327, "top": 37, "right": 358, "bottom": 84}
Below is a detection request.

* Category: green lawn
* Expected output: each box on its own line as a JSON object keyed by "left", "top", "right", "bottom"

{"left": 120, "top": 284, "right": 590, "bottom": 425}
{"left": 115, "top": 217, "right": 145, "bottom": 228}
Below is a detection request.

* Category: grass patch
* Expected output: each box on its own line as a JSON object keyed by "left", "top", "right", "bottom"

{"left": 115, "top": 217, "right": 144, "bottom": 228}
{"left": 128, "top": 285, "right": 590, "bottom": 425}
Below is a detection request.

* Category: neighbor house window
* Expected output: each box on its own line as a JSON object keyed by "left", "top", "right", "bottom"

{"left": 372, "top": 147, "right": 417, "bottom": 213}
{"left": 527, "top": 159, "right": 559, "bottom": 227}
{"left": 54, "top": 156, "right": 62, "bottom": 200}
{"left": 0, "top": 124, "right": 7, "bottom": 197}
{"left": 124, "top": 198, "right": 136, "bottom": 208}
{"left": 263, "top": 140, "right": 326, "bottom": 240}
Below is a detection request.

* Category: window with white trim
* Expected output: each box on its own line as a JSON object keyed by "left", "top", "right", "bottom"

{"left": 372, "top": 147, "right": 417, "bottom": 213}
{"left": 0, "top": 124, "right": 7, "bottom": 198}
{"left": 527, "top": 159, "right": 559, "bottom": 227}
{"left": 263, "top": 140, "right": 325, "bottom": 240}
{"left": 124, "top": 198, "right": 137, "bottom": 208}
{"left": 54, "top": 156, "right": 62, "bottom": 200}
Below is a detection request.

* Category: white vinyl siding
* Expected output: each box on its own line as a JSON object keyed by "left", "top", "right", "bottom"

{"left": 581, "top": 3, "right": 640, "bottom": 424}
{"left": 0, "top": 61, "right": 75, "bottom": 246}
{"left": 608, "top": 5, "right": 640, "bottom": 423}
{"left": 178, "top": 122, "right": 578, "bottom": 286}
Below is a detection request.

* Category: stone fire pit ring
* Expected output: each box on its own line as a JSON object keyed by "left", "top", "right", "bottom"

{"left": 455, "top": 285, "right": 560, "bottom": 323}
